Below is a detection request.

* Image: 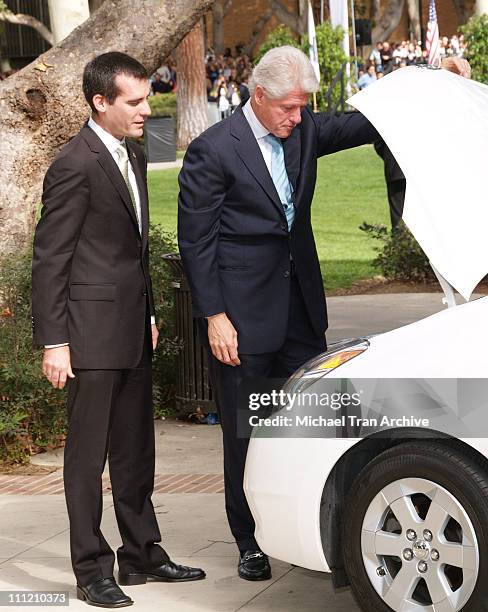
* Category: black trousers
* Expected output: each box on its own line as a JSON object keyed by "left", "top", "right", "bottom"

{"left": 64, "top": 327, "right": 168, "bottom": 587}
{"left": 387, "top": 179, "right": 406, "bottom": 229}
{"left": 206, "top": 274, "right": 327, "bottom": 552}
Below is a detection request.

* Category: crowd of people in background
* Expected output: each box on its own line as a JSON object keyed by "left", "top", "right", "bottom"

{"left": 3, "top": 32, "right": 470, "bottom": 92}
{"left": 205, "top": 49, "right": 252, "bottom": 117}
{"left": 358, "top": 34, "right": 467, "bottom": 89}
{"left": 148, "top": 34, "right": 470, "bottom": 103}
{"left": 150, "top": 47, "right": 252, "bottom": 119}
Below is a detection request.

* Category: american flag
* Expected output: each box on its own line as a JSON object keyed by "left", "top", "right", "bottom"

{"left": 426, "top": 0, "right": 440, "bottom": 67}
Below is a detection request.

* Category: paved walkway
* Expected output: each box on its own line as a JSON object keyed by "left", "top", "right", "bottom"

{"left": 147, "top": 159, "right": 183, "bottom": 171}
{"left": 0, "top": 292, "right": 475, "bottom": 611}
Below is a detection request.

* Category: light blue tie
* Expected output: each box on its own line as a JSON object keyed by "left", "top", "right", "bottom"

{"left": 264, "top": 134, "right": 295, "bottom": 230}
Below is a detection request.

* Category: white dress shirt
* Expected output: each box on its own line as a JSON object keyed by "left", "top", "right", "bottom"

{"left": 242, "top": 99, "right": 274, "bottom": 174}
{"left": 88, "top": 116, "right": 142, "bottom": 234}
{"left": 45, "top": 118, "right": 153, "bottom": 348}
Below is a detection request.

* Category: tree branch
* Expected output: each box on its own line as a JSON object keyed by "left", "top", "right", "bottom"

{"left": 0, "top": 11, "right": 54, "bottom": 46}
{"left": 372, "top": 0, "right": 381, "bottom": 23}
{"left": 244, "top": 8, "right": 273, "bottom": 56}
{"left": 269, "top": 0, "right": 300, "bottom": 34}
{"left": 372, "top": 0, "right": 406, "bottom": 43}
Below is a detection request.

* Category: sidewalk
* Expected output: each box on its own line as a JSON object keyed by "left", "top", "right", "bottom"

{"left": 0, "top": 292, "right": 468, "bottom": 611}
{"left": 147, "top": 160, "right": 183, "bottom": 171}
{"left": 1, "top": 417, "right": 359, "bottom": 611}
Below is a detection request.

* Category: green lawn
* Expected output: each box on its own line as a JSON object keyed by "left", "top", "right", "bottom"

{"left": 148, "top": 144, "right": 389, "bottom": 292}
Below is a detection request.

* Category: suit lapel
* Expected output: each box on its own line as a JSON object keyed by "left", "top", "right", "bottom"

{"left": 126, "top": 140, "right": 148, "bottom": 251}
{"left": 230, "top": 107, "right": 285, "bottom": 220}
{"left": 81, "top": 124, "right": 140, "bottom": 234}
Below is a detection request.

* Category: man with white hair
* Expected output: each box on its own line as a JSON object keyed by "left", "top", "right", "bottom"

{"left": 177, "top": 46, "right": 467, "bottom": 580}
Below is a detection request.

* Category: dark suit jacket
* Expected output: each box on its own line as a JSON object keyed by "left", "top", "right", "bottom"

{"left": 374, "top": 139, "right": 405, "bottom": 183}
{"left": 178, "top": 106, "right": 378, "bottom": 354}
{"left": 32, "top": 123, "right": 154, "bottom": 369}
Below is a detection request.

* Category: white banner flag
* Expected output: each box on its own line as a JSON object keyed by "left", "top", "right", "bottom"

{"left": 329, "top": 0, "right": 350, "bottom": 57}
{"left": 308, "top": 1, "right": 320, "bottom": 83}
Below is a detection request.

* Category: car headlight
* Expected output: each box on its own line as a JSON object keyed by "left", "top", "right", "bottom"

{"left": 283, "top": 338, "right": 370, "bottom": 396}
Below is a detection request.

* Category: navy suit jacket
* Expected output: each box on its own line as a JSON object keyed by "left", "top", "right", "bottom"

{"left": 177, "top": 106, "right": 378, "bottom": 354}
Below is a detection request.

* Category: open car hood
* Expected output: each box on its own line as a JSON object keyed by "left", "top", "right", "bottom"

{"left": 348, "top": 66, "right": 488, "bottom": 301}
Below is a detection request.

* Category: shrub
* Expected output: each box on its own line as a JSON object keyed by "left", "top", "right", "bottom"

{"left": 0, "top": 225, "right": 180, "bottom": 463}
{"left": 305, "top": 22, "right": 349, "bottom": 111}
{"left": 254, "top": 25, "right": 300, "bottom": 63}
{"left": 0, "top": 251, "right": 66, "bottom": 463}
{"left": 148, "top": 225, "right": 183, "bottom": 417}
{"left": 359, "top": 221, "right": 436, "bottom": 283}
{"left": 148, "top": 92, "right": 177, "bottom": 118}
{"left": 460, "top": 14, "right": 488, "bottom": 85}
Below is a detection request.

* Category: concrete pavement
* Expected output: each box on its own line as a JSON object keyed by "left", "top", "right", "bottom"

{"left": 0, "top": 292, "right": 473, "bottom": 611}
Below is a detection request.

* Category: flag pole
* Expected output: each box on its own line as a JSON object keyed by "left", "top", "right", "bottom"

{"left": 308, "top": 1, "right": 320, "bottom": 112}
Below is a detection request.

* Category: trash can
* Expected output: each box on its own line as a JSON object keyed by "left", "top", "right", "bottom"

{"left": 162, "top": 253, "right": 216, "bottom": 416}
{"left": 144, "top": 116, "right": 177, "bottom": 162}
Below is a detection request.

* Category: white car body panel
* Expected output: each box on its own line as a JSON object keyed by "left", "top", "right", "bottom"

{"left": 244, "top": 68, "right": 488, "bottom": 578}
{"left": 245, "top": 437, "right": 359, "bottom": 572}
{"left": 348, "top": 67, "right": 488, "bottom": 301}
{"left": 326, "top": 296, "right": 488, "bottom": 379}
{"left": 245, "top": 436, "right": 488, "bottom": 573}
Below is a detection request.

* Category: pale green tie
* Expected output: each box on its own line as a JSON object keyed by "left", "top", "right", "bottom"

{"left": 115, "top": 143, "right": 141, "bottom": 232}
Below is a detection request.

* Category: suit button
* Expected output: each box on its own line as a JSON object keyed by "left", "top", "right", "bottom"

{"left": 281, "top": 223, "right": 287, "bottom": 231}
{"left": 283, "top": 270, "right": 290, "bottom": 278}
{"left": 142, "top": 289, "right": 147, "bottom": 296}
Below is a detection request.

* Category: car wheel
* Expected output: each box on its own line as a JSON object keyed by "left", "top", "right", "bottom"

{"left": 343, "top": 441, "right": 488, "bottom": 612}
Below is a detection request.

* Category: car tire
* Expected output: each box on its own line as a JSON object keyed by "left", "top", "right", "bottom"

{"left": 343, "top": 441, "right": 488, "bottom": 612}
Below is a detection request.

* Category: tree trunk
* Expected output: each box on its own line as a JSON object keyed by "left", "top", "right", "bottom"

{"left": 0, "top": 0, "right": 213, "bottom": 255}
{"left": 212, "top": 0, "right": 232, "bottom": 55}
{"left": 176, "top": 19, "right": 208, "bottom": 149}
{"left": 47, "top": 0, "right": 90, "bottom": 45}
{"left": 406, "top": 0, "right": 420, "bottom": 41}
{"left": 452, "top": 0, "right": 467, "bottom": 23}
{"left": 372, "top": 0, "right": 406, "bottom": 42}
{"left": 212, "top": 0, "right": 224, "bottom": 55}
{"left": 372, "top": 0, "right": 381, "bottom": 23}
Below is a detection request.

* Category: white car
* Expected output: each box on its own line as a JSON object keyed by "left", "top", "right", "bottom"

{"left": 244, "top": 68, "right": 488, "bottom": 612}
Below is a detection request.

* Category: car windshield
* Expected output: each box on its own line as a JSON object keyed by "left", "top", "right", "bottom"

{"left": 348, "top": 66, "right": 488, "bottom": 301}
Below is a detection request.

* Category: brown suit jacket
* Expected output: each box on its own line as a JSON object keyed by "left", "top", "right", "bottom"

{"left": 32, "top": 122, "right": 154, "bottom": 369}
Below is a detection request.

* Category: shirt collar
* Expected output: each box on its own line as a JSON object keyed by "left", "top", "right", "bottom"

{"left": 88, "top": 116, "right": 125, "bottom": 154}
{"left": 242, "top": 99, "right": 269, "bottom": 140}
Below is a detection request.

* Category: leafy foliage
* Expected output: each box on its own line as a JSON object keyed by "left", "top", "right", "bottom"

{"left": 0, "top": 251, "right": 66, "bottom": 464}
{"left": 305, "top": 22, "right": 348, "bottom": 111}
{"left": 147, "top": 225, "right": 183, "bottom": 417}
{"left": 254, "top": 25, "right": 300, "bottom": 63}
{"left": 255, "top": 22, "right": 348, "bottom": 111}
{"left": 359, "top": 221, "right": 436, "bottom": 283}
{"left": 0, "top": 226, "right": 181, "bottom": 463}
{"left": 148, "top": 92, "right": 177, "bottom": 118}
{"left": 460, "top": 15, "right": 488, "bottom": 85}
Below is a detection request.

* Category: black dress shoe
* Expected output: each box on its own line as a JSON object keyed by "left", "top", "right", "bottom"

{"left": 76, "top": 577, "right": 133, "bottom": 608}
{"left": 238, "top": 550, "right": 272, "bottom": 581}
{"left": 118, "top": 560, "right": 206, "bottom": 585}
